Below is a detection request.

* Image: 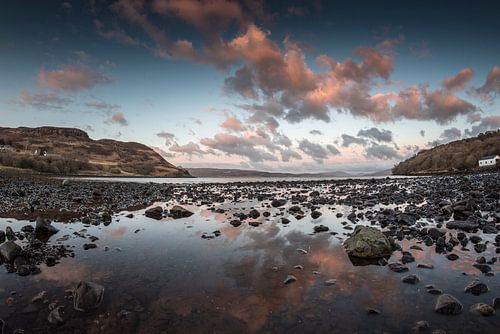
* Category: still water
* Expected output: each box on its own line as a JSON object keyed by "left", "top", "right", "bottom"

{"left": 0, "top": 197, "right": 498, "bottom": 333}
{"left": 64, "top": 175, "right": 416, "bottom": 184}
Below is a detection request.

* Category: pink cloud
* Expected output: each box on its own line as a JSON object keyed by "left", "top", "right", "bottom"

{"left": 169, "top": 141, "right": 207, "bottom": 155}
{"left": 95, "top": 1, "right": 481, "bottom": 128}
{"left": 152, "top": 0, "right": 245, "bottom": 34}
{"left": 109, "top": 112, "right": 128, "bottom": 126}
{"left": 220, "top": 116, "right": 245, "bottom": 132}
{"left": 441, "top": 68, "right": 474, "bottom": 91}
{"left": 38, "top": 66, "right": 112, "bottom": 91}
{"left": 473, "top": 65, "right": 500, "bottom": 100}
{"left": 12, "top": 90, "right": 72, "bottom": 110}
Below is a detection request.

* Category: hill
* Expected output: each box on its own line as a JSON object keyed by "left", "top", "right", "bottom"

{"left": 393, "top": 130, "right": 500, "bottom": 175}
{"left": 186, "top": 168, "right": 383, "bottom": 178}
{"left": 0, "top": 126, "right": 190, "bottom": 177}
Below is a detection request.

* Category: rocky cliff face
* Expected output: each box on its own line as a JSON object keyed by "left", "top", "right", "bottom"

{"left": 393, "top": 130, "right": 500, "bottom": 175}
{"left": 10, "top": 127, "right": 90, "bottom": 139}
{"left": 0, "top": 126, "right": 190, "bottom": 177}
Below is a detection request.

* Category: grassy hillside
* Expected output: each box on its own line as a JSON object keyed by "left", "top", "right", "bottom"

{"left": 393, "top": 130, "right": 500, "bottom": 175}
{"left": 0, "top": 126, "right": 190, "bottom": 177}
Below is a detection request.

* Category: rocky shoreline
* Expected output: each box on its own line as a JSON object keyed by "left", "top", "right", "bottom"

{"left": 0, "top": 171, "right": 499, "bottom": 332}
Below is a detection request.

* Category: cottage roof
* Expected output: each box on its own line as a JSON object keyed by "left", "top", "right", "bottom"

{"left": 479, "top": 155, "right": 499, "bottom": 160}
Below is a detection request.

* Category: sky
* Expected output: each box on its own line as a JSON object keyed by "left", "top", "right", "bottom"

{"left": 1, "top": 0, "right": 499, "bottom": 173}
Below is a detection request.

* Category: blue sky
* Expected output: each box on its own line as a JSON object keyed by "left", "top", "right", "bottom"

{"left": 1, "top": 0, "right": 499, "bottom": 172}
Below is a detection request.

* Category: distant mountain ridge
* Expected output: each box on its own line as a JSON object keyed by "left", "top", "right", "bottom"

{"left": 393, "top": 130, "right": 500, "bottom": 175}
{"left": 0, "top": 126, "right": 190, "bottom": 177}
{"left": 186, "top": 167, "right": 391, "bottom": 178}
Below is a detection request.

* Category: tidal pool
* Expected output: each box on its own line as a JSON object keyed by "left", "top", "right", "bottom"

{"left": 0, "top": 196, "right": 499, "bottom": 333}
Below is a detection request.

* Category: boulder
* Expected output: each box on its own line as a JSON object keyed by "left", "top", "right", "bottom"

{"left": 271, "top": 199, "right": 287, "bottom": 207}
{"left": 344, "top": 226, "right": 392, "bottom": 258}
{"left": 434, "top": 294, "right": 462, "bottom": 315}
{"left": 248, "top": 209, "right": 260, "bottom": 219}
{"left": 35, "top": 217, "right": 59, "bottom": 234}
{"left": 446, "top": 221, "right": 479, "bottom": 232}
{"left": 73, "top": 281, "right": 104, "bottom": 312}
{"left": 145, "top": 206, "right": 163, "bottom": 220}
{"left": 464, "top": 280, "right": 488, "bottom": 295}
{"left": 0, "top": 241, "right": 21, "bottom": 262}
{"left": 169, "top": 205, "right": 193, "bottom": 219}
{"left": 469, "top": 303, "right": 495, "bottom": 316}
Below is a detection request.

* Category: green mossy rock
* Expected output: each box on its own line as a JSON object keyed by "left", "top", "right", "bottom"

{"left": 344, "top": 226, "right": 392, "bottom": 258}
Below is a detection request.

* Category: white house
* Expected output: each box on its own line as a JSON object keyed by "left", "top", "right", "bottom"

{"left": 478, "top": 155, "right": 500, "bottom": 167}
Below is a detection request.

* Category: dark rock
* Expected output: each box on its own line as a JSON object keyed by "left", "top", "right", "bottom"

{"left": 492, "top": 297, "right": 500, "bottom": 309}
{"left": 446, "top": 253, "right": 459, "bottom": 261}
{"left": 47, "top": 306, "right": 65, "bottom": 325}
{"left": 402, "top": 274, "right": 420, "bottom": 284}
{"left": 0, "top": 241, "right": 21, "bottom": 262}
{"left": 281, "top": 218, "right": 290, "bottom": 224}
{"left": 473, "top": 263, "right": 492, "bottom": 274}
{"left": 145, "top": 206, "right": 163, "bottom": 220}
{"left": 401, "top": 251, "right": 415, "bottom": 264}
{"left": 73, "top": 281, "right": 104, "bottom": 312}
{"left": 427, "top": 227, "right": 446, "bottom": 240}
{"left": 366, "top": 308, "right": 380, "bottom": 315}
{"left": 413, "top": 321, "right": 429, "bottom": 334}
{"left": 21, "top": 225, "right": 34, "bottom": 233}
{"left": 35, "top": 217, "right": 59, "bottom": 234}
{"left": 284, "top": 275, "right": 297, "bottom": 285}
{"left": 229, "top": 220, "right": 242, "bottom": 227}
{"left": 469, "top": 303, "right": 495, "bottom": 316}
{"left": 248, "top": 209, "right": 260, "bottom": 219}
{"left": 474, "top": 243, "right": 487, "bottom": 253}
{"left": 271, "top": 199, "right": 287, "bottom": 207}
{"left": 388, "top": 262, "right": 409, "bottom": 273}
{"left": 170, "top": 205, "right": 194, "bottom": 219}
{"left": 446, "top": 221, "right": 478, "bottom": 232}
{"left": 314, "top": 225, "right": 329, "bottom": 233}
{"left": 434, "top": 294, "right": 463, "bottom": 315}
{"left": 311, "top": 211, "right": 322, "bottom": 219}
{"left": 464, "top": 280, "right": 489, "bottom": 295}
{"left": 469, "top": 235, "right": 482, "bottom": 244}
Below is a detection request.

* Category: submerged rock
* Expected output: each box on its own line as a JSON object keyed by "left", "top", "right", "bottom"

{"left": 47, "top": 306, "right": 65, "bottom": 325}
{"left": 73, "top": 281, "right": 104, "bottom": 312}
{"left": 402, "top": 274, "right": 420, "bottom": 284}
{"left": 344, "top": 226, "right": 392, "bottom": 259}
{"left": 388, "top": 262, "right": 409, "bottom": 272}
{"left": 469, "top": 303, "right": 495, "bottom": 316}
{"left": 284, "top": 275, "right": 297, "bottom": 285}
{"left": 324, "top": 279, "right": 337, "bottom": 286}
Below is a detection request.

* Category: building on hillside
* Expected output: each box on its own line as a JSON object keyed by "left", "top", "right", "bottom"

{"left": 478, "top": 155, "right": 500, "bottom": 167}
